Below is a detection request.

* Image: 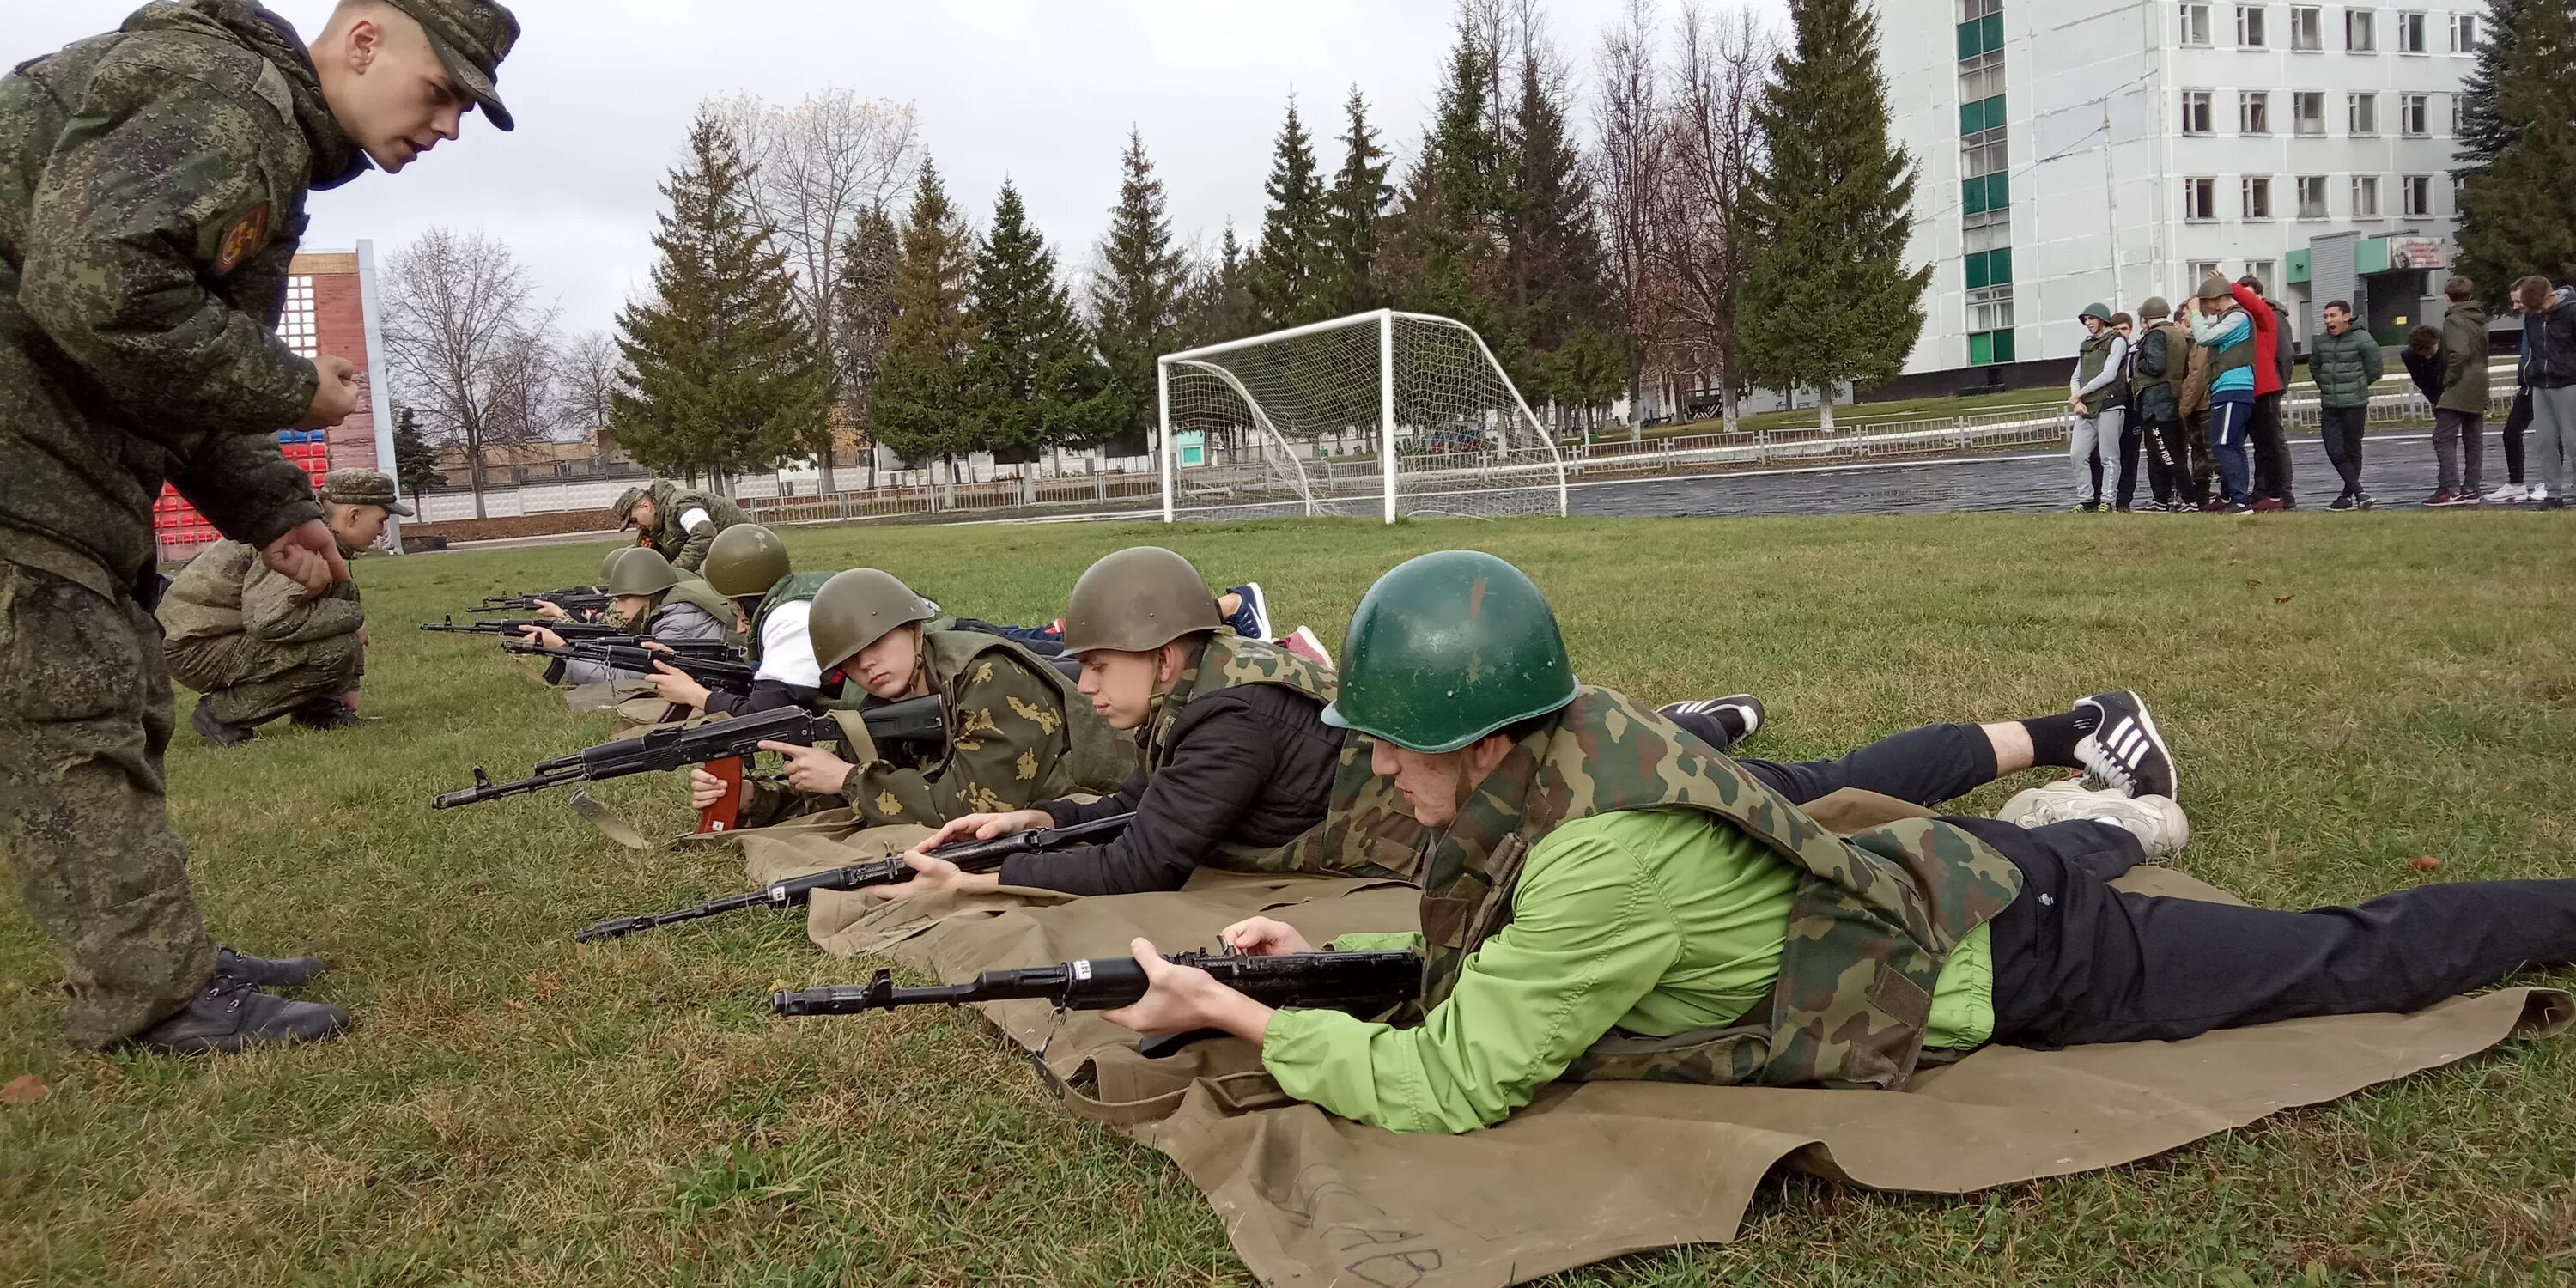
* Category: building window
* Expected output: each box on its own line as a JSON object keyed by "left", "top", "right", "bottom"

{"left": 2294, "top": 91, "right": 2326, "bottom": 135}
{"left": 2184, "top": 176, "right": 2218, "bottom": 221}
{"left": 2451, "top": 12, "right": 2479, "bottom": 51}
{"left": 2180, "top": 3, "right": 2213, "bottom": 46}
{"left": 2237, "top": 4, "right": 2268, "bottom": 45}
{"left": 2404, "top": 173, "right": 2433, "bottom": 216}
{"left": 2181, "top": 89, "right": 2215, "bottom": 134}
{"left": 2353, "top": 174, "right": 2381, "bottom": 217}
{"left": 2244, "top": 259, "right": 2278, "bottom": 291}
{"left": 2400, "top": 93, "right": 2429, "bottom": 135}
{"left": 1959, "top": 0, "right": 2002, "bottom": 16}
{"left": 1968, "top": 327, "right": 2017, "bottom": 366}
{"left": 2298, "top": 174, "right": 2330, "bottom": 218}
{"left": 277, "top": 276, "right": 318, "bottom": 357}
{"left": 1965, "top": 246, "right": 2014, "bottom": 289}
{"left": 2450, "top": 94, "right": 2462, "bottom": 135}
{"left": 2189, "top": 259, "right": 2223, "bottom": 283}
{"left": 1960, "top": 52, "right": 2006, "bottom": 103}
{"left": 2242, "top": 175, "right": 2275, "bottom": 219}
{"left": 2396, "top": 10, "right": 2427, "bottom": 52}
{"left": 1962, "top": 171, "right": 2010, "bottom": 216}
{"left": 2240, "top": 91, "right": 2272, "bottom": 134}
{"left": 2347, "top": 8, "right": 2375, "bottom": 51}
{"left": 2290, "top": 4, "right": 2324, "bottom": 49}
{"left": 2349, "top": 93, "right": 2379, "bottom": 136}
{"left": 1969, "top": 284, "right": 2015, "bottom": 334}
{"left": 1961, "top": 129, "right": 2008, "bottom": 181}
{"left": 1956, "top": 8, "right": 2004, "bottom": 60}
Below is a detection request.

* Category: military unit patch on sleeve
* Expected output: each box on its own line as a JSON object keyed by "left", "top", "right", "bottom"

{"left": 210, "top": 202, "right": 272, "bottom": 275}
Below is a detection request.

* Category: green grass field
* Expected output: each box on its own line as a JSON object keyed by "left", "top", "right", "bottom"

{"left": 5, "top": 512, "right": 2575, "bottom": 1286}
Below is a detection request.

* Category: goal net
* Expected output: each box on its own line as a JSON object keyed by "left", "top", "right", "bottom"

{"left": 1157, "top": 310, "right": 1569, "bottom": 522}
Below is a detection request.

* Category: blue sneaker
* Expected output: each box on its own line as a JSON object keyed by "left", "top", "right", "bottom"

{"left": 1222, "top": 583, "right": 1272, "bottom": 641}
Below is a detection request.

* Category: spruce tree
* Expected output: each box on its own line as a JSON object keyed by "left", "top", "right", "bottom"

{"left": 612, "top": 113, "right": 829, "bottom": 480}
{"left": 1503, "top": 49, "right": 1611, "bottom": 416}
{"left": 1091, "top": 130, "right": 1187, "bottom": 446}
{"left": 390, "top": 405, "right": 442, "bottom": 507}
{"left": 2453, "top": 0, "right": 2530, "bottom": 178}
{"left": 1248, "top": 97, "right": 1333, "bottom": 328}
{"left": 872, "top": 158, "right": 980, "bottom": 482}
{"left": 1382, "top": 25, "right": 1508, "bottom": 337}
{"left": 1321, "top": 87, "right": 1392, "bottom": 317}
{"left": 831, "top": 204, "right": 902, "bottom": 488}
{"left": 964, "top": 182, "right": 1117, "bottom": 464}
{"left": 2457, "top": 0, "right": 2576, "bottom": 295}
{"left": 1738, "top": 0, "right": 1927, "bottom": 428}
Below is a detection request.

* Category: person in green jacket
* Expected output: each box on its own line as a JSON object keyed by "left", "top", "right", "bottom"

{"left": 2308, "top": 300, "right": 2384, "bottom": 510}
{"left": 614, "top": 480, "right": 750, "bottom": 574}
{"left": 1101, "top": 550, "right": 2576, "bottom": 1133}
{"left": 2433, "top": 275, "right": 2493, "bottom": 506}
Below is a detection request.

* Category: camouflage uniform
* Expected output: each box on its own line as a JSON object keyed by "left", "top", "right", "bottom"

{"left": 0, "top": 1, "right": 374, "bottom": 1046}
{"left": 736, "top": 630, "right": 1133, "bottom": 829}
{"left": 617, "top": 481, "right": 748, "bottom": 574}
{"left": 156, "top": 538, "right": 363, "bottom": 726}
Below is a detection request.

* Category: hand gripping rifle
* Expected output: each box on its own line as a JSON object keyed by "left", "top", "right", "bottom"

{"left": 500, "top": 641, "right": 756, "bottom": 693}
{"left": 769, "top": 946, "right": 1423, "bottom": 1058}
{"left": 430, "top": 695, "right": 945, "bottom": 831}
{"left": 572, "top": 812, "right": 1137, "bottom": 942}
{"left": 419, "top": 617, "right": 739, "bottom": 659}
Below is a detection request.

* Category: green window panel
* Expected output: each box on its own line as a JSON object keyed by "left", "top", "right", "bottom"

{"left": 1963, "top": 176, "right": 1988, "bottom": 215}
{"left": 1961, "top": 99, "right": 1983, "bottom": 135}
{"left": 1986, "top": 172, "right": 2009, "bottom": 208}
{"left": 1987, "top": 246, "right": 2011, "bottom": 284}
{"left": 1969, "top": 331, "right": 1994, "bottom": 366}
{"left": 1994, "top": 328, "right": 2016, "bottom": 362}
{"left": 1958, "top": 20, "right": 1982, "bottom": 59}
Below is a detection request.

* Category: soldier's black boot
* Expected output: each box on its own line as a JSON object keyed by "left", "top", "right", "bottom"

{"left": 289, "top": 700, "right": 360, "bottom": 732}
{"left": 215, "top": 945, "right": 329, "bottom": 989}
{"left": 125, "top": 975, "right": 350, "bottom": 1055}
{"left": 190, "top": 702, "right": 254, "bottom": 747}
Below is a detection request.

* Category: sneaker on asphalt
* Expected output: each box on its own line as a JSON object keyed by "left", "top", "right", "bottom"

{"left": 2074, "top": 501, "right": 2097, "bottom": 513}
{"left": 1277, "top": 624, "right": 1334, "bottom": 670}
{"left": 2221, "top": 501, "right": 2254, "bottom": 515}
{"left": 2531, "top": 486, "right": 2554, "bottom": 505}
{"left": 289, "top": 701, "right": 360, "bottom": 732}
{"left": 2072, "top": 690, "right": 2178, "bottom": 800}
{"left": 2543, "top": 497, "right": 2568, "bottom": 512}
{"left": 1221, "top": 583, "right": 1273, "bottom": 641}
{"left": 2354, "top": 493, "right": 2375, "bottom": 510}
{"left": 2327, "top": 493, "right": 2354, "bottom": 511}
{"left": 1996, "top": 781, "right": 2190, "bottom": 860}
{"left": 125, "top": 975, "right": 350, "bottom": 1055}
{"left": 2251, "top": 497, "right": 2285, "bottom": 513}
{"left": 1659, "top": 695, "right": 1765, "bottom": 753}
{"left": 2484, "top": 483, "right": 2528, "bottom": 504}
{"left": 214, "top": 945, "right": 329, "bottom": 990}
{"left": 190, "top": 702, "right": 254, "bottom": 748}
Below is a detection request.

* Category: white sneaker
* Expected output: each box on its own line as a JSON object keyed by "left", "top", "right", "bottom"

{"left": 2529, "top": 486, "right": 2552, "bottom": 505}
{"left": 2484, "top": 483, "right": 2528, "bottom": 504}
{"left": 1996, "top": 781, "right": 2190, "bottom": 860}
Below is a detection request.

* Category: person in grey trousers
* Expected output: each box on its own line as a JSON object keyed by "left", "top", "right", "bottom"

{"left": 2066, "top": 303, "right": 2129, "bottom": 512}
{"left": 2519, "top": 276, "right": 2576, "bottom": 509}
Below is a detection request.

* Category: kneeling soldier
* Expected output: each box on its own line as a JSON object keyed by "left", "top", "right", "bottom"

{"left": 161, "top": 470, "right": 410, "bottom": 745}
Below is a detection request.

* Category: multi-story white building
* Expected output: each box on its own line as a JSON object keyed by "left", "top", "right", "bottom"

{"left": 1872, "top": 0, "right": 2486, "bottom": 392}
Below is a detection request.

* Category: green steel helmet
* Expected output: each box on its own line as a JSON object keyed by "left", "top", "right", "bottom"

{"left": 611, "top": 486, "right": 647, "bottom": 527}
{"left": 1059, "top": 546, "right": 1223, "bottom": 654}
{"left": 1322, "top": 550, "right": 1578, "bottom": 754}
{"left": 604, "top": 546, "right": 682, "bottom": 598}
{"left": 700, "top": 524, "right": 791, "bottom": 598}
{"left": 598, "top": 544, "right": 642, "bottom": 581}
{"left": 2079, "top": 302, "right": 2114, "bottom": 325}
{"left": 2140, "top": 296, "right": 2172, "bottom": 324}
{"left": 808, "top": 568, "right": 939, "bottom": 671}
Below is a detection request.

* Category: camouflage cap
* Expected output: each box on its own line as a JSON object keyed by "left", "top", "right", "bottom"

{"left": 382, "top": 0, "right": 521, "bottom": 131}
{"left": 611, "top": 486, "right": 646, "bottom": 527}
{"left": 319, "top": 468, "right": 414, "bottom": 517}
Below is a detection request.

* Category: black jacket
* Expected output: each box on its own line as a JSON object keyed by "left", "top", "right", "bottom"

{"left": 2401, "top": 348, "right": 2444, "bottom": 404}
{"left": 1003, "top": 682, "right": 1340, "bottom": 896}
{"left": 2528, "top": 288, "right": 2576, "bottom": 390}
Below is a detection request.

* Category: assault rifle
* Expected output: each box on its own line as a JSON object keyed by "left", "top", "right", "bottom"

{"left": 472, "top": 587, "right": 612, "bottom": 615}
{"left": 770, "top": 947, "right": 1421, "bottom": 1056}
{"left": 501, "top": 641, "right": 754, "bottom": 693}
{"left": 431, "top": 696, "right": 945, "bottom": 831}
{"left": 419, "top": 617, "right": 739, "bottom": 659}
{"left": 572, "top": 812, "right": 1136, "bottom": 942}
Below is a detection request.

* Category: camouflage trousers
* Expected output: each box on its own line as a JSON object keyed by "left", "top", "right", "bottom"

{"left": 167, "top": 628, "right": 361, "bottom": 727}
{"left": 0, "top": 558, "right": 216, "bottom": 1046}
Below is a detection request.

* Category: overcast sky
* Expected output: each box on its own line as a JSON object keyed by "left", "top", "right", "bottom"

{"left": 9, "top": 0, "right": 1789, "bottom": 337}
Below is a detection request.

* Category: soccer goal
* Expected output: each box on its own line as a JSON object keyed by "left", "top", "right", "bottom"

{"left": 1157, "top": 310, "right": 1570, "bottom": 523}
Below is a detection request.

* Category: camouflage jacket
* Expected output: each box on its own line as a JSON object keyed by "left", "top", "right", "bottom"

{"left": 0, "top": 0, "right": 362, "bottom": 596}
{"left": 155, "top": 536, "right": 358, "bottom": 647}
{"left": 636, "top": 481, "right": 748, "bottom": 574}
{"left": 1259, "top": 733, "right": 1427, "bottom": 881}
{"left": 836, "top": 630, "right": 1134, "bottom": 826}
{"left": 1414, "top": 686, "right": 2023, "bottom": 1091}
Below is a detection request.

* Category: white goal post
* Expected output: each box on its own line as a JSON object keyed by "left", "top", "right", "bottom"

{"left": 1157, "top": 309, "right": 1571, "bottom": 523}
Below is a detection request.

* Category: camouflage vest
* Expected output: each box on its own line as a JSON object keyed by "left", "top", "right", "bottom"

{"left": 1414, "top": 687, "right": 2024, "bottom": 1091}
{"left": 2207, "top": 307, "right": 2257, "bottom": 388}
{"left": 1142, "top": 632, "right": 1340, "bottom": 873}
{"left": 1259, "top": 732, "right": 1430, "bottom": 881}
{"left": 917, "top": 629, "right": 1134, "bottom": 797}
{"left": 647, "top": 485, "right": 748, "bottom": 558}
{"left": 651, "top": 576, "right": 750, "bottom": 649}
{"left": 746, "top": 570, "right": 833, "bottom": 668}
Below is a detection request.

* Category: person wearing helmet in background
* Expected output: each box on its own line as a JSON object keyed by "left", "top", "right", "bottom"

{"left": 512, "top": 546, "right": 744, "bottom": 686}
{"left": 684, "top": 567, "right": 1132, "bottom": 830}
{"left": 641, "top": 523, "right": 828, "bottom": 717}
{"left": 2066, "top": 304, "right": 2129, "bottom": 512}
{"left": 870, "top": 546, "right": 1355, "bottom": 898}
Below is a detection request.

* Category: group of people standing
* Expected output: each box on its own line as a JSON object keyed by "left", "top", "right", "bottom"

{"left": 2066, "top": 270, "right": 2576, "bottom": 514}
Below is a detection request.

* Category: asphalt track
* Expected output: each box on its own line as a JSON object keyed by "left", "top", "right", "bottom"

{"left": 1571, "top": 432, "right": 2479, "bottom": 518}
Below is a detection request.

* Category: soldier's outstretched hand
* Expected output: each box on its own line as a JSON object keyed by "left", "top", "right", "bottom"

{"left": 262, "top": 519, "right": 349, "bottom": 592}
{"left": 296, "top": 355, "right": 361, "bottom": 430}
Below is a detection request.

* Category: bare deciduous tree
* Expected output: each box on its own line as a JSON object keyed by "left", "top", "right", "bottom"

{"left": 556, "top": 329, "right": 624, "bottom": 440}
{"left": 381, "top": 227, "right": 563, "bottom": 519}
{"left": 1594, "top": 0, "right": 1666, "bottom": 437}
{"left": 1651, "top": 2, "right": 1767, "bottom": 432}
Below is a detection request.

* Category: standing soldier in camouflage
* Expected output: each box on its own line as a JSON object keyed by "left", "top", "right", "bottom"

{"left": 160, "top": 469, "right": 412, "bottom": 744}
{"left": 613, "top": 480, "right": 748, "bottom": 574}
{"left": 0, "top": 0, "right": 519, "bottom": 1053}
{"left": 1098, "top": 551, "right": 2576, "bottom": 1133}
{"left": 688, "top": 568, "right": 1133, "bottom": 830}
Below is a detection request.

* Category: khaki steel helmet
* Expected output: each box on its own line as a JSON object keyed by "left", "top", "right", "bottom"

{"left": 808, "top": 569, "right": 939, "bottom": 672}
{"left": 1058, "top": 546, "right": 1223, "bottom": 654}
{"left": 604, "top": 546, "right": 683, "bottom": 598}
{"left": 598, "top": 544, "right": 646, "bottom": 581}
{"left": 700, "top": 524, "right": 791, "bottom": 598}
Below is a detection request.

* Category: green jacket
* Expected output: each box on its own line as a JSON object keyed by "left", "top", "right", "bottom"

{"left": 2128, "top": 321, "right": 2183, "bottom": 422}
{"left": 636, "top": 481, "right": 749, "bottom": 574}
{"left": 155, "top": 537, "right": 360, "bottom": 647}
{"left": 2438, "top": 300, "right": 2490, "bottom": 414}
{"left": 2308, "top": 325, "right": 2384, "bottom": 409}
{"left": 0, "top": 0, "right": 360, "bottom": 595}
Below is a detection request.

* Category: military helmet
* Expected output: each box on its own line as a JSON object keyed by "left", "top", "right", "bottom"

{"left": 611, "top": 486, "right": 647, "bottom": 528}
{"left": 598, "top": 544, "right": 641, "bottom": 581}
{"left": 809, "top": 569, "right": 939, "bottom": 672}
{"left": 700, "top": 524, "right": 791, "bottom": 598}
{"left": 1059, "top": 546, "right": 1224, "bottom": 654}
{"left": 2079, "top": 302, "right": 2113, "bottom": 325}
{"left": 605, "top": 546, "right": 682, "bottom": 598}
{"left": 1321, "top": 550, "right": 1579, "bottom": 754}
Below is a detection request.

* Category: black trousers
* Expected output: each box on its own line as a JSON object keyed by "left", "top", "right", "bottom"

{"left": 2250, "top": 392, "right": 2294, "bottom": 502}
{"left": 1736, "top": 723, "right": 1996, "bottom": 811}
{"left": 2505, "top": 386, "right": 2533, "bottom": 485}
{"left": 1953, "top": 815, "right": 2576, "bottom": 1048}
{"left": 2319, "top": 404, "right": 2367, "bottom": 495}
